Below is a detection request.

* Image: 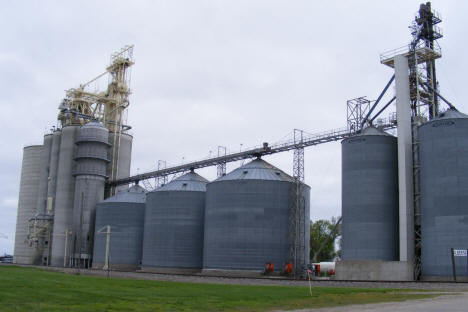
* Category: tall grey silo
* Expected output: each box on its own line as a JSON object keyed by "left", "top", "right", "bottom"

{"left": 43, "top": 129, "right": 61, "bottom": 264}
{"left": 50, "top": 125, "right": 79, "bottom": 267}
{"left": 71, "top": 121, "right": 109, "bottom": 267}
{"left": 341, "top": 127, "right": 399, "bottom": 261}
{"left": 46, "top": 129, "right": 62, "bottom": 215}
{"left": 419, "top": 109, "right": 468, "bottom": 279}
{"left": 93, "top": 185, "right": 146, "bottom": 270}
{"left": 203, "top": 159, "right": 310, "bottom": 271}
{"left": 32, "top": 134, "right": 53, "bottom": 265}
{"left": 35, "top": 134, "right": 53, "bottom": 216}
{"left": 107, "top": 132, "right": 133, "bottom": 194}
{"left": 142, "top": 171, "right": 208, "bottom": 271}
{"left": 13, "top": 145, "right": 43, "bottom": 264}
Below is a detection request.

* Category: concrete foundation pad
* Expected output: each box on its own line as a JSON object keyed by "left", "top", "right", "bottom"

{"left": 335, "top": 260, "right": 413, "bottom": 281}
{"left": 421, "top": 275, "right": 466, "bottom": 282}
{"left": 140, "top": 267, "right": 202, "bottom": 274}
{"left": 92, "top": 262, "right": 139, "bottom": 272}
{"left": 202, "top": 269, "right": 269, "bottom": 278}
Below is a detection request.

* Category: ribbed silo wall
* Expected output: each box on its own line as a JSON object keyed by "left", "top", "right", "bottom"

{"left": 203, "top": 180, "right": 302, "bottom": 270}
{"left": 35, "top": 134, "right": 53, "bottom": 216}
{"left": 93, "top": 202, "right": 145, "bottom": 270}
{"left": 108, "top": 133, "right": 132, "bottom": 193}
{"left": 341, "top": 134, "right": 399, "bottom": 261}
{"left": 71, "top": 123, "right": 109, "bottom": 266}
{"left": 419, "top": 117, "right": 468, "bottom": 278}
{"left": 142, "top": 191, "right": 206, "bottom": 269}
{"left": 50, "top": 125, "right": 78, "bottom": 267}
{"left": 13, "top": 145, "right": 42, "bottom": 264}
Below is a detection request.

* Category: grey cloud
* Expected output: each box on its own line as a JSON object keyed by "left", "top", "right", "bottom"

{"left": 1, "top": 0, "right": 467, "bottom": 254}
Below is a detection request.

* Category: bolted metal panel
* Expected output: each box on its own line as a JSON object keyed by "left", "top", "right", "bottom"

{"left": 71, "top": 122, "right": 109, "bottom": 265}
{"left": 13, "top": 145, "right": 43, "bottom": 264}
{"left": 142, "top": 172, "right": 208, "bottom": 269}
{"left": 36, "top": 134, "right": 53, "bottom": 216}
{"left": 108, "top": 133, "right": 133, "bottom": 193}
{"left": 341, "top": 127, "right": 399, "bottom": 261}
{"left": 50, "top": 125, "right": 79, "bottom": 267}
{"left": 419, "top": 109, "right": 468, "bottom": 277}
{"left": 93, "top": 185, "right": 146, "bottom": 270}
{"left": 215, "top": 159, "right": 295, "bottom": 182}
{"left": 203, "top": 159, "right": 310, "bottom": 271}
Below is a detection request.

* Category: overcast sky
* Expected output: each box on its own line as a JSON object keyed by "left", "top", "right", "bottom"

{"left": 1, "top": 0, "right": 467, "bottom": 255}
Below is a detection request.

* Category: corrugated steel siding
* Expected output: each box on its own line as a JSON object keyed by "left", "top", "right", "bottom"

{"left": 93, "top": 199, "right": 145, "bottom": 269}
{"left": 341, "top": 128, "right": 399, "bottom": 261}
{"left": 143, "top": 190, "right": 206, "bottom": 269}
{"left": 420, "top": 111, "right": 468, "bottom": 277}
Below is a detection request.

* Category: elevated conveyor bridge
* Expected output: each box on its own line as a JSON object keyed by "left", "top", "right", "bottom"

{"left": 109, "top": 122, "right": 397, "bottom": 187}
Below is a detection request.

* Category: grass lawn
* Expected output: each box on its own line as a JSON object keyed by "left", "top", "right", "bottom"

{"left": 0, "top": 266, "right": 433, "bottom": 312}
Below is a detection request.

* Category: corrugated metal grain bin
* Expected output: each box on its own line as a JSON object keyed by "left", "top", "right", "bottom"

{"left": 419, "top": 109, "right": 468, "bottom": 278}
{"left": 341, "top": 127, "right": 399, "bottom": 261}
{"left": 93, "top": 185, "right": 146, "bottom": 270}
{"left": 142, "top": 171, "right": 208, "bottom": 271}
{"left": 203, "top": 159, "right": 310, "bottom": 271}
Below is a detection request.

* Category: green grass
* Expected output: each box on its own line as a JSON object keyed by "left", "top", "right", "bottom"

{"left": 0, "top": 266, "right": 433, "bottom": 312}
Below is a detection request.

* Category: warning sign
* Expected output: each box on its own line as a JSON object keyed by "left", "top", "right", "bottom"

{"left": 453, "top": 249, "right": 468, "bottom": 257}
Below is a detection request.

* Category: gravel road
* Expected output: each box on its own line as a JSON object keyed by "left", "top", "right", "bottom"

{"left": 284, "top": 292, "right": 468, "bottom": 312}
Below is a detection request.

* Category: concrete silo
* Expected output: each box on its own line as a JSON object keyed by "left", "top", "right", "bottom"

{"left": 50, "top": 125, "right": 79, "bottom": 267}
{"left": 203, "top": 159, "right": 310, "bottom": 272}
{"left": 32, "top": 134, "right": 53, "bottom": 265}
{"left": 13, "top": 145, "right": 42, "bottom": 264}
{"left": 108, "top": 132, "right": 133, "bottom": 194}
{"left": 93, "top": 185, "right": 146, "bottom": 270}
{"left": 35, "top": 134, "right": 53, "bottom": 217}
{"left": 341, "top": 127, "right": 399, "bottom": 261}
{"left": 419, "top": 109, "right": 468, "bottom": 279}
{"left": 142, "top": 171, "right": 208, "bottom": 272}
{"left": 46, "top": 130, "right": 62, "bottom": 215}
{"left": 71, "top": 122, "right": 109, "bottom": 267}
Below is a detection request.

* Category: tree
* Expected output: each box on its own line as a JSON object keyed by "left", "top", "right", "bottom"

{"left": 310, "top": 216, "right": 341, "bottom": 263}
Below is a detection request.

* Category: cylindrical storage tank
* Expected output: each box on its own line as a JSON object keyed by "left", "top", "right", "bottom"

{"left": 419, "top": 109, "right": 468, "bottom": 279}
{"left": 13, "top": 145, "right": 42, "bottom": 264}
{"left": 341, "top": 127, "right": 399, "bottom": 261}
{"left": 50, "top": 125, "right": 79, "bottom": 267}
{"left": 47, "top": 129, "right": 62, "bottom": 215}
{"left": 108, "top": 132, "right": 133, "bottom": 194}
{"left": 43, "top": 129, "right": 61, "bottom": 265}
{"left": 35, "top": 134, "right": 53, "bottom": 216}
{"left": 71, "top": 121, "right": 109, "bottom": 267}
{"left": 34, "top": 133, "right": 53, "bottom": 265}
{"left": 92, "top": 185, "right": 146, "bottom": 270}
{"left": 142, "top": 171, "right": 208, "bottom": 271}
{"left": 203, "top": 159, "right": 310, "bottom": 271}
